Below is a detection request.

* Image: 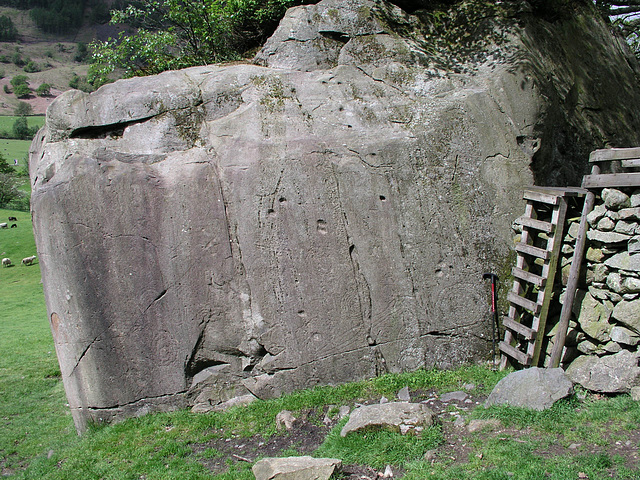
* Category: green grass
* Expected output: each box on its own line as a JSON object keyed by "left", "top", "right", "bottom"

{"left": 0, "top": 116, "right": 45, "bottom": 134}
{"left": 0, "top": 139, "right": 35, "bottom": 167}
{"left": 2, "top": 208, "right": 640, "bottom": 479}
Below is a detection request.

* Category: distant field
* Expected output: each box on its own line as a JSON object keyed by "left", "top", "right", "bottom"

{"left": 0, "top": 116, "right": 45, "bottom": 133}
{"left": 0, "top": 139, "right": 36, "bottom": 166}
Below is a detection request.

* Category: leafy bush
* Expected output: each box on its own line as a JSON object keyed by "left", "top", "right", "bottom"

{"left": 35, "top": 83, "right": 50, "bottom": 96}
{"left": 14, "top": 101, "right": 33, "bottom": 116}
{"left": 74, "top": 42, "right": 89, "bottom": 62}
{"left": 3, "top": 84, "right": 8, "bottom": 94}
{"left": 11, "top": 51, "right": 23, "bottom": 66}
{"left": 68, "top": 73, "right": 93, "bottom": 92}
{"left": 10, "top": 74, "right": 28, "bottom": 87}
{"left": 23, "top": 61, "right": 41, "bottom": 73}
{"left": 29, "top": 0, "right": 85, "bottom": 35}
{"left": 13, "top": 83, "right": 30, "bottom": 98}
{"left": 0, "top": 172, "right": 25, "bottom": 208}
{"left": 0, "top": 15, "right": 17, "bottom": 41}
{"left": 90, "top": 0, "right": 307, "bottom": 80}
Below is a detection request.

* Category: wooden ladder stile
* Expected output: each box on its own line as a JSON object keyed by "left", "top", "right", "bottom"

{"left": 499, "top": 187, "right": 577, "bottom": 369}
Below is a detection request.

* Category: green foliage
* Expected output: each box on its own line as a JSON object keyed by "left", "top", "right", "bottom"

{"left": 3, "top": 84, "right": 8, "bottom": 94}
{"left": 35, "top": 82, "right": 50, "bottom": 96}
{"left": 74, "top": 41, "right": 89, "bottom": 62}
{"left": 11, "top": 50, "right": 23, "bottom": 66}
{"left": 15, "top": 102, "right": 33, "bottom": 116}
{"left": 13, "top": 82, "right": 31, "bottom": 98}
{"left": 69, "top": 73, "right": 94, "bottom": 92}
{"left": 29, "top": 0, "right": 86, "bottom": 34}
{"left": 0, "top": 14, "right": 17, "bottom": 41}
{"left": 12, "top": 116, "right": 37, "bottom": 139}
{"left": 23, "top": 60, "right": 41, "bottom": 73}
{"left": 89, "top": 0, "right": 306, "bottom": 80}
{"left": 10, "top": 74, "right": 28, "bottom": 87}
{"left": 0, "top": 153, "right": 12, "bottom": 173}
{"left": 0, "top": 172, "right": 25, "bottom": 207}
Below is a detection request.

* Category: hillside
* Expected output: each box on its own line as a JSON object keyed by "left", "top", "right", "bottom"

{"left": 0, "top": 5, "right": 123, "bottom": 115}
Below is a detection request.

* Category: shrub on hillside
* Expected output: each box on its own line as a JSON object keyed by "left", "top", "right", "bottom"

{"left": 11, "top": 51, "right": 23, "bottom": 66}
{"left": 10, "top": 74, "right": 28, "bottom": 88}
{"left": 0, "top": 15, "right": 17, "bottom": 42}
{"left": 35, "top": 83, "right": 50, "bottom": 96}
{"left": 23, "top": 61, "right": 41, "bottom": 73}
{"left": 14, "top": 101, "right": 32, "bottom": 116}
{"left": 13, "top": 83, "right": 30, "bottom": 98}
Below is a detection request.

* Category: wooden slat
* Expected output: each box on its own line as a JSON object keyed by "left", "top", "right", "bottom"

{"left": 589, "top": 147, "right": 640, "bottom": 162}
{"left": 499, "top": 341, "right": 532, "bottom": 366}
{"left": 507, "top": 291, "right": 541, "bottom": 314}
{"left": 512, "top": 266, "right": 546, "bottom": 287}
{"left": 582, "top": 173, "right": 640, "bottom": 188}
{"left": 515, "top": 242, "right": 550, "bottom": 259}
{"left": 502, "top": 317, "right": 536, "bottom": 340}
{"left": 621, "top": 159, "right": 640, "bottom": 168}
{"left": 516, "top": 215, "right": 554, "bottom": 233}
{"left": 523, "top": 189, "right": 560, "bottom": 205}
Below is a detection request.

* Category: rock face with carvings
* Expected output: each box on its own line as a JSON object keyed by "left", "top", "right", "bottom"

{"left": 29, "top": 0, "right": 640, "bottom": 432}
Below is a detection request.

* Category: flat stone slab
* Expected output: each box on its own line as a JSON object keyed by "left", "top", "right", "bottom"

{"left": 340, "top": 402, "right": 435, "bottom": 437}
{"left": 252, "top": 456, "right": 341, "bottom": 480}
{"left": 485, "top": 368, "right": 573, "bottom": 411}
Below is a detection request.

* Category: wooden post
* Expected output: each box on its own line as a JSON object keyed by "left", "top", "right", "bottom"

{"left": 548, "top": 166, "right": 599, "bottom": 368}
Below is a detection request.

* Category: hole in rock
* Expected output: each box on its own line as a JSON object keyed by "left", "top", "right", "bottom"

{"left": 379, "top": 195, "right": 386, "bottom": 201}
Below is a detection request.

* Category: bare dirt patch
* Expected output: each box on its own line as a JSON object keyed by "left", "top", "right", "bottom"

{"left": 191, "top": 386, "right": 640, "bottom": 479}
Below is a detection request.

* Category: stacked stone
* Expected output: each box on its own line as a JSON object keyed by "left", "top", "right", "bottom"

{"left": 555, "top": 188, "right": 640, "bottom": 361}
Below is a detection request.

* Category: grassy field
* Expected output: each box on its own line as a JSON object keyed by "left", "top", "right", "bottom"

{"left": 2, "top": 208, "right": 640, "bottom": 479}
{"left": 0, "top": 116, "right": 45, "bottom": 133}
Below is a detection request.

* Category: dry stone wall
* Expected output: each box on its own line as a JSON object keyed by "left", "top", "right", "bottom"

{"left": 532, "top": 188, "right": 640, "bottom": 373}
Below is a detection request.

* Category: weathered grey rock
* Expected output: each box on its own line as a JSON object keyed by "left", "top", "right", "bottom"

{"left": 586, "top": 247, "right": 605, "bottom": 263}
{"left": 440, "top": 391, "right": 469, "bottom": 402}
{"left": 610, "top": 326, "right": 640, "bottom": 346}
{"left": 612, "top": 299, "right": 640, "bottom": 332}
{"left": 484, "top": 368, "right": 573, "bottom": 411}
{"left": 602, "top": 188, "right": 631, "bottom": 210}
{"left": 607, "top": 272, "right": 625, "bottom": 294}
{"left": 631, "top": 386, "right": 640, "bottom": 401}
{"left": 591, "top": 264, "right": 609, "bottom": 284}
{"left": 587, "top": 230, "right": 632, "bottom": 244}
{"left": 30, "top": 0, "right": 640, "bottom": 432}
{"left": 613, "top": 208, "right": 640, "bottom": 221}
{"left": 587, "top": 204, "right": 607, "bottom": 226}
{"left": 603, "top": 341, "right": 622, "bottom": 353}
{"left": 566, "top": 350, "right": 640, "bottom": 393}
{"left": 572, "top": 291, "right": 612, "bottom": 343}
{"left": 340, "top": 402, "right": 435, "bottom": 437}
{"left": 615, "top": 221, "right": 637, "bottom": 235}
{"left": 252, "top": 456, "right": 341, "bottom": 480}
{"left": 597, "top": 216, "right": 615, "bottom": 231}
{"left": 397, "top": 386, "right": 411, "bottom": 402}
{"left": 630, "top": 237, "right": 640, "bottom": 254}
{"left": 631, "top": 193, "right": 640, "bottom": 208}
{"left": 276, "top": 410, "right": 297, "bottom": 431}
{"left": 605, "top": 252, "right": 640, "bottom": 272}
{"left": 577, "top": 339, "right": 601, "bottom": 355}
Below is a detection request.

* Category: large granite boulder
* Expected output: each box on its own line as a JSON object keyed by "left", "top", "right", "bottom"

{"left": 30, "top": 0, "right": 640, "bottom": 432}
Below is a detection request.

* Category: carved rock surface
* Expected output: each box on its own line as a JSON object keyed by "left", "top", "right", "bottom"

{"left": 30, "top": 0, "right": 640, "bottom": 432}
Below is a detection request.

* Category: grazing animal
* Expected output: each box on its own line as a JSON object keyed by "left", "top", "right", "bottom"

{"left": 21, "top": 255, "right": 37, "bottom": 266}
{"left": 7, "top": 216, "right": 16, "bottom": 221}
{"left": 0, "top": 223, "right": 7, "bottom": 229}
{"left": 10, "top": 224, "right": 16, "bottom": 228}
{"left": 1, "top": 258, "right": 11, "bottom": 267}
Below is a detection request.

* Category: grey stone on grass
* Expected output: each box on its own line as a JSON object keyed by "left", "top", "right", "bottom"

{"left": 252, "top": 456, "right": 341, "bottom": 480}
{"left": 485, "top": 368, "right": 573, "bottom": 411}
{"left": 340, "top": 402, "right": 435, "bottom": 437}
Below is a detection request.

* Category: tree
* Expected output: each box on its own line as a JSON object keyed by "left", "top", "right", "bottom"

{"left": 12, "top": 117, "right": 36, "bottom": 140}
{"left": 89, "top": 0, "right": 308, "bottom": 82}
{"left": 14, "top": 101, "right": 33, "bottom": 116}
{"left": 13, "top": 83, "right": 30, "bottom": 98}
{"left": 0, "top": 154, "right": 13, "bottom": 174}
{"left": 0, "top": 15, "right": 17, "bottom": 41}
{"left": 0, "top": 173, "right": 22, "bottom": 208}
{"left": 596, "top": 1, "right": 640, "bottom": 58}
{"left": 36, "top": 83, "right": 50, "bottom": 96}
